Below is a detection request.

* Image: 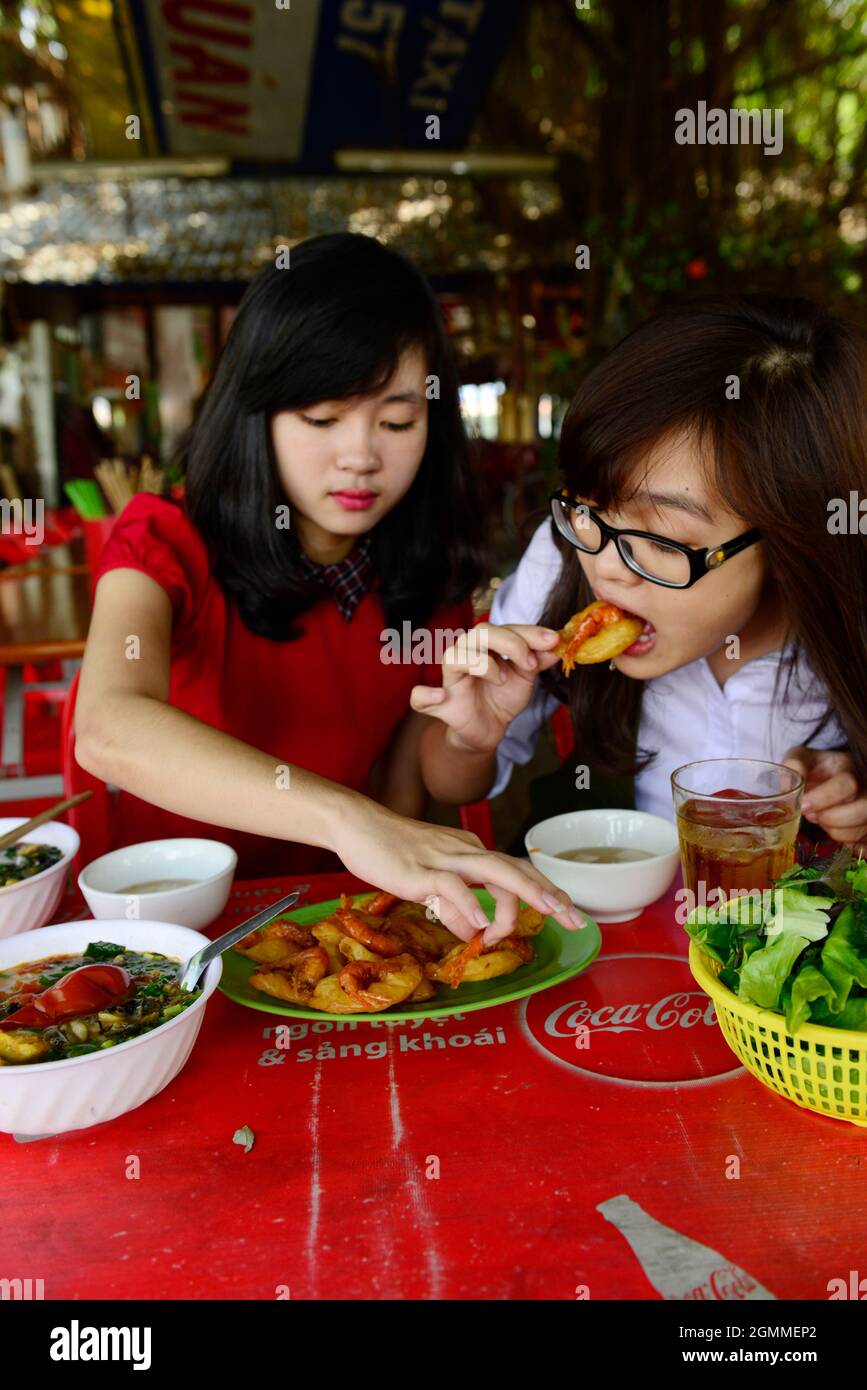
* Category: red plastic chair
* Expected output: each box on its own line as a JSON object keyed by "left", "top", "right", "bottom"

{"left": 0, "top": 505, "right": 80, "bottom": 565}
{"left": 61, "top": 669, "right": 113, "bottom": 875}
{"left": 458, "top": 703, "right": 574, "bottom": 849}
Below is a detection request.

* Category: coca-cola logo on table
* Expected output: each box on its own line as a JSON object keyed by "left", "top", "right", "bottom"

{"left": 522, "top": 953, "right": 744, "bottom": 1085}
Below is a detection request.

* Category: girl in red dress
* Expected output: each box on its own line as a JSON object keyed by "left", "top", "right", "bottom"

{"left": 75, "top": 234, "right": 581, "bottom": 941}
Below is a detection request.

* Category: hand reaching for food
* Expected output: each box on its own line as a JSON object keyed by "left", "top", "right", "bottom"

{"left": 330, "top": 796, "right": 586, "bottom": 943}
{"left": 410, "top": 622, "right": 563, "bottom": 754}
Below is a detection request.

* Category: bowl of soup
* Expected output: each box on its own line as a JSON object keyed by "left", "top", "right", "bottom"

{"left": 0, "top": 918, "right": 222, "bottom": 1136}
{"left": 525, "top": 809, "right": 680, "bottom": 922}
{"left": 78, "top": 838, "right": 237, "bottom": 930}
{"left": 0, "top": 817, "right": 80, "bottom": 941}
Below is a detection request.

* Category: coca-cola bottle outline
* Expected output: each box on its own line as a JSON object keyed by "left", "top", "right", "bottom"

{"left": 597, "top": 1193, "right": 777, "bottom": 1300}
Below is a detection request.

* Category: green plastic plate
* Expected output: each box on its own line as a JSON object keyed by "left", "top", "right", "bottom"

{"left": 219, "top": 888, "right": 602, "bottom": 1023}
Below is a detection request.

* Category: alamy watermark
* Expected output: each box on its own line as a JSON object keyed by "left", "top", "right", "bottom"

{"left": 827, "top": 492, "right": 867, "bottom": 534}
{"left": 380, "top": 624, "right": 490, "bottom": 672}
{"left": 50, "top": 1321, "right": 151, "bottom": 1369}
{"left": 0, "top": 498, "right": 44, "bottom": 547}
{"left": 675, "top": 883, "right": 784, "bottom": 928}
{"left": 675, "top": 101, "right": 783, "bottom": 157}
{"left": 0, "top": 1276, "right": 44, "bottom": 1299}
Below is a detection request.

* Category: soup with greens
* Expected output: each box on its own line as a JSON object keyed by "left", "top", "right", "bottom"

{"left": 0, "top": 842, "right": 63, "bottom": 888}
{"left": 0, "top": 940, "right": 201, "bottom": 1065}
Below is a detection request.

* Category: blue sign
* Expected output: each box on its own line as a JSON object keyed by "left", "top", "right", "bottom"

{"left": 126, "top": 0, "right": 525, "bottom": 168}
{"left": 302, "top": 0, "right": 525, "bottom": 162}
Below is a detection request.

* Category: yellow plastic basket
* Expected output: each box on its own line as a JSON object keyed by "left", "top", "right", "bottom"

{"left": 689, "top": 941, "right": 867, "bottom": 1127}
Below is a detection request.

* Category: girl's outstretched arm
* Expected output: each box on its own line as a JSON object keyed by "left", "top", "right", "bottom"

{"left": 75, "top": 568, "right": 585, "bottom": 941}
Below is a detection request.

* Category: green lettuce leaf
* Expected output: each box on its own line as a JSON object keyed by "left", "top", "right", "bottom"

{"left": 782, "top": 965, "right": 838, "bottom": 1034}
{"left": 846, "top": 856, "right": 867, "bottom": 897}
{"left": 819, "top": 901, "right": 867, "bottom": 1012}
{"left": 764, "top": 886, "right": 833, "bottom": 942}
{"left": 811, "top": 995, "right": 867, "bottom": 1031}
{"left": 718, "top": 892, "right": 771, "bottom": 927}
{"left": 738, "top": 932, "right": 811, "bottom": 1010}
{"left": 684, "top": 912, "right": 742, "bottom": 966}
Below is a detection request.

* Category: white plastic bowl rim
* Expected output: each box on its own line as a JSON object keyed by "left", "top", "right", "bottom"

{"left": 0, "top": 818, "right": 79, "bottom": 896}
{"left": 78, "top": 837, "right": 237, "bottom": 898}
{"left": 527, "top": 809, "right": 679, "bottom": 864}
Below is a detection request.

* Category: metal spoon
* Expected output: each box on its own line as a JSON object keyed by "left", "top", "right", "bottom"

{"left": 178, "top": 889, "right": 304, "bottom": 992}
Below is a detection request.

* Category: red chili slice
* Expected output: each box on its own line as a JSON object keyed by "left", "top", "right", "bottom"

{"left": 0, "top": 964, "right": 135, "bottom": 1031}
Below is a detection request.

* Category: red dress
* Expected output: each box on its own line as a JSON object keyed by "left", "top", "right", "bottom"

{"left": 92, "top": 495, "right": 472, "bottom": 877}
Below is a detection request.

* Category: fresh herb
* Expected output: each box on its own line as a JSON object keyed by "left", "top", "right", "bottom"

{"left": 686, "top": 847, "right": 867, "bottom": 1034}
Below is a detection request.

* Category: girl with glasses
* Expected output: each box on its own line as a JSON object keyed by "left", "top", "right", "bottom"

{"left": 414, "top": 296, "right": 867, "bottom": 937}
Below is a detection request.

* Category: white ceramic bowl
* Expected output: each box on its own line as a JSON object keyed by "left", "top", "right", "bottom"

{"left": 78, "top": 838, "right": 237, "bottom": 930}
{"left": 0, "top": 918, "right": 222, "bottom": 1136}
{"left": 0, "top": 818, "right": 80, "bottom": 941}
{"left": 526, "top": 809, "right": 680, "bottom": 922}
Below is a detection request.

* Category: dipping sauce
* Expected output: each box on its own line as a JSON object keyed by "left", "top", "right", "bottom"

{"left": 117, "top": 879, "right": 195, "bottom": 893}
{"left": 556, "top": 847, "right": 656, "bottom": 863}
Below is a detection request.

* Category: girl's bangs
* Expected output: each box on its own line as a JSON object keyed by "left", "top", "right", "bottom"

{"left": 264, "top": 324, "right": 434, "bottom": 415}
{"left": 562, "top": 424, "right": 681, "bottom": 511}
{"left": 562, "top": 415, "right": 728, "bottom": 521}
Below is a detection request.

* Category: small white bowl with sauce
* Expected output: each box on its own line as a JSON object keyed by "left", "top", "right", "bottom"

{"left": 525, "top": 809, "right": 680, "bottom": 922}
{"left": 78, "top": 838, "right": 237, "bottom": 930}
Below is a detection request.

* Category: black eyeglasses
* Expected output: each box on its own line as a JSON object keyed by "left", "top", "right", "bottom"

{"left": 549, "top": 492, "right": 762, "bottom": 589}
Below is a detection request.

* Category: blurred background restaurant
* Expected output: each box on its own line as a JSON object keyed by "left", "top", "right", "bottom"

{"left": 0, "top": 0, "right": 864, "bottom": 836}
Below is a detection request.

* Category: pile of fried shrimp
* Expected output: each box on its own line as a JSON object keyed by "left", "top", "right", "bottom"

{"left": 234, "top": 892, "right": 545, "bottom": 1014}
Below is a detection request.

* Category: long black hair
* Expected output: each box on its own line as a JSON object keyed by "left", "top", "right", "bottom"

{"left": 540, "top": 295, "right": 867, "bottom": 785}
{"left": 183, "top": 233, "right": 484, "bottom": 638}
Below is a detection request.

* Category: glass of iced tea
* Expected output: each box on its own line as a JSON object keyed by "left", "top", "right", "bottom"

{"left": 670, "top": 758, "right": 804, "bottom": 905}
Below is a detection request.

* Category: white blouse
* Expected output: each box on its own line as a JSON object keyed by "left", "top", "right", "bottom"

{"left": 487, "top": 521, "right": 848, "bottom": 821}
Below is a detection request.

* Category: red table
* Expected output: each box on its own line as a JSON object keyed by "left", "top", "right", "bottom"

{"left": 2, "top": 869, "right": 866, "bottom": 1302}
